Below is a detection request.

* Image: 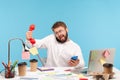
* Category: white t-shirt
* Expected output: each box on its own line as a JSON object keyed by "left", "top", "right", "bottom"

{"left": 29, "top": 34, "right": 85, "bottom": 67}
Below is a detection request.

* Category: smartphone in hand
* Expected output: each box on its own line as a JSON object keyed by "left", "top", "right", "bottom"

{"left": 71, "top": 56, "right": 78, "bottom": 60}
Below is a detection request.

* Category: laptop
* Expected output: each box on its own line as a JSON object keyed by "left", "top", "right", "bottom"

{"left": 87, "top": 48, "right": 115, "bottom": 75}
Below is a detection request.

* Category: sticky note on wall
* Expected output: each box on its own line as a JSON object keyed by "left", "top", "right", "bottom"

{"left": 29, "top": 47, "right": 38, "bottom": 55}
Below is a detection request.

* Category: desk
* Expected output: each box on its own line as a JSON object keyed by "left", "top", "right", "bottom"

{"left": 0, "top": 67, "right": 120, "bottom": 80}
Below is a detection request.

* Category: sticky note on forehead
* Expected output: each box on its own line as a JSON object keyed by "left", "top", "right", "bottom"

{"left": 29, "top": 47, "right": 38, "bottom": 55}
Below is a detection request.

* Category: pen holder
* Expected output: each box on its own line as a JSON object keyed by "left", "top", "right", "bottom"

{"left": 30, "top": 59, "right": 38, "bottom": 72}
{"left": 5, "top": 66, "right": 15, "bottom": 78}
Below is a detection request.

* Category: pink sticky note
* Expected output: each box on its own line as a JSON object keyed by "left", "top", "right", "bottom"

{"left": 22, "top": 51, "right": 30, "bottom": 60}
{"left": 103, "top": 50, "right": 110, "bottom": 58}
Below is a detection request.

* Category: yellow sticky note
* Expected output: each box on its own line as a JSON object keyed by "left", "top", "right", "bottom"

{"left": 78, "top": 74, "right": 85, "bottom": 78}
{"left": 100, "top": 58, "right": 106, "bottom": 65}
{"left": 29, "top": 47, "right": 38, "bottom": 55}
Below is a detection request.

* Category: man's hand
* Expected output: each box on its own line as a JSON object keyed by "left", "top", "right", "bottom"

{"left": 68, "top": 59, "right": 79, "bottom": 67}
{"left": 26, "top": 31, "right": 33, "bottom": 40}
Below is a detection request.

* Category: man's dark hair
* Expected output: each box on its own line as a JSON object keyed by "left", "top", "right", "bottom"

{"left": 51, "top": 21, "right": 67, "bottom": 31}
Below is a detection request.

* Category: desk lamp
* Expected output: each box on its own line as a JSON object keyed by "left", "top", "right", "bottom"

{"left": 8, "top": 38, "right": 29, "bottom": 64}
{"left": 8, "top": 37, "right": 45, "bottom": 66}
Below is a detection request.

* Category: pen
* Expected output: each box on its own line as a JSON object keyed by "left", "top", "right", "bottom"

{"left": 11, "top": 60, "right": 18, "bottom": 71}
{"left": 37, "top": 68, "right": 42, "bottom": 71}
{"left": 6, "top": 61, "right": 11, "bottom": 78}
{"left": 8, "top": 61, "right": 11, "bottom": 68}
{"left": 64, "top": 69, "right": 71, "bottom": 71}
{"left": 2, "top": 62, "right": 7, "bottom": 68}
{"left": 37, "top": 68, "right": 54, "bottom": 71}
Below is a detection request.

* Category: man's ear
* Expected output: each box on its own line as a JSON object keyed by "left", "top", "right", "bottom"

{"left": 66, "top": 28, "right": 68, "bottom": 32}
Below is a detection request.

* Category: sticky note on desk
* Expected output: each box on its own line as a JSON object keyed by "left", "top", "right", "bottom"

{"left": 80, "top": 78, "right": 88, "bottom": 80}
{"left": 78, "top": 74, "right": 85, "bottom": 78}
{"left": 29, "top": 47, "right": 38, "bottom": 55}
{"left": 78, "top": 74, "right": 88, "bottom": 80}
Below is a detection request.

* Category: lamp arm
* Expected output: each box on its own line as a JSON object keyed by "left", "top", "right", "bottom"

{"left": 8, "top": 38, "right": 26, "bottom": 64}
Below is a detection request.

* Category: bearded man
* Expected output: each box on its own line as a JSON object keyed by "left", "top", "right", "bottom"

{"left": 26, "top": 21, "right": 85, "bottom": 67}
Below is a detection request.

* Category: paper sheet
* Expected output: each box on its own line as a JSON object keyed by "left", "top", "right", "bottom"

{"left": 37, "top": 68, "right": 78, "bottom": 80}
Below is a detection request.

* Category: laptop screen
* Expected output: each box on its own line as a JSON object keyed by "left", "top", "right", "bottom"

{"left": 87, "top": 48, "right": 115, "bottom": 74}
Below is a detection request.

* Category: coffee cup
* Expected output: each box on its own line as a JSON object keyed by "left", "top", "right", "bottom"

{"left": 18, "top": 62, "right": 27, "bottom": 76}
{"left": 30, "top": 59, "right": 38, "bottom": 72}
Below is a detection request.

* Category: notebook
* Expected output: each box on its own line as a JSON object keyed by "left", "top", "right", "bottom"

{"left": 87, "top": 48, "right": 115, "bottom": 74}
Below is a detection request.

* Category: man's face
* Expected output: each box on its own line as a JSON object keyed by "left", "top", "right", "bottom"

{"left": 53, "top": 26, "right": 68, "bottom": 43}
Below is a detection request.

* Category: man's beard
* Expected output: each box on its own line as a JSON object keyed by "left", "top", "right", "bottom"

{"left": 56, "top": 33, "right": 68, "bottom": 43}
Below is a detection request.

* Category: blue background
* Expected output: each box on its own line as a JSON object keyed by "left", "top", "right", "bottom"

{"left": 0, "top": 0, "right": 120, "bottom": 70}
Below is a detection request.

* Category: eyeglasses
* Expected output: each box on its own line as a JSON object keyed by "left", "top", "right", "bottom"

{"left": 54, "top": 30, "right": 65, "bottom": 35}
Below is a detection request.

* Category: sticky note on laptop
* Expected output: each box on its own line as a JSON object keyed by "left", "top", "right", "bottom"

{"left": 100, "top": 58, "right": 106, "bottom": 65}
{"left": 103, "top": 50, "right": 110, "bottom": 58}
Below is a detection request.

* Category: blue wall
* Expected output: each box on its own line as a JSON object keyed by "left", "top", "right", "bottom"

{"left": 0, "top": 0, "right": 120, "bottom": 70}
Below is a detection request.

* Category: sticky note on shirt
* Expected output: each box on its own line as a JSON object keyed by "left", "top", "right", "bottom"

{"left": 22, "top": 51, "right": 30, "bottom": 60}
{"left": 29, "top": 47, "right": 38, "bottom": 55}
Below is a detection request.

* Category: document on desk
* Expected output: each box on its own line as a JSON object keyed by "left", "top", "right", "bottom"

{"left": 40, "top": 73, "right": 78, "bottom": 80}
{"left": 20, "top": 77, "right": 39, "bottom": 80}
{"left": 37, "top": 67, "right": 80, "bottom": 80}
